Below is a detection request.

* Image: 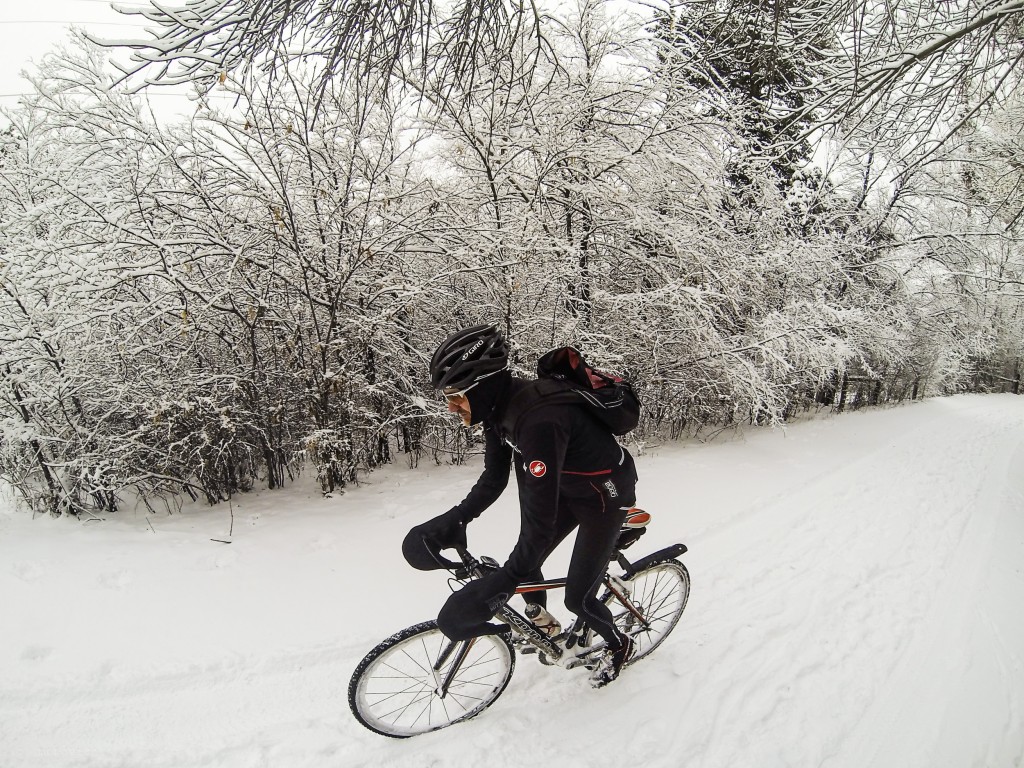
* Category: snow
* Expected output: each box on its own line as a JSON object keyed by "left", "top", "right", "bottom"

{"left": 2, "top": 393, "right": 1024, "bottom": 767}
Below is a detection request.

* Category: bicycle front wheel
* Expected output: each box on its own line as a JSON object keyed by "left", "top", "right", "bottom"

{"left": 610, "top": 559, "right": 690, "bottom": 664}
{"left": 348, "top": 620, "right": 515, "bottom": 738}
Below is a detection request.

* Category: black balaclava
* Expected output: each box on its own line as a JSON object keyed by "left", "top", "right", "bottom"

{"left": 465, "top": 369, "right": 512, "bottom": 426}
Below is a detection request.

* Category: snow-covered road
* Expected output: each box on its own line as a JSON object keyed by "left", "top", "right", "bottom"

{"left": 2, "top": 394, "right": 1023, "bottom": 768}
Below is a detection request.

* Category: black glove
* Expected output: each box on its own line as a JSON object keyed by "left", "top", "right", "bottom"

{"left": 402, "top": 509, "right": 468, "bottom": 571}
{"left": 437, "top": 568, "right": 518, "bottom": 641}
{"left": 421, "top": 508, "right": 468, "bottom": 549}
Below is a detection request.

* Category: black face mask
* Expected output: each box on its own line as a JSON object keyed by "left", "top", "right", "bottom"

{"left": 464, "top": 370, "right": 512, "bottom": 425}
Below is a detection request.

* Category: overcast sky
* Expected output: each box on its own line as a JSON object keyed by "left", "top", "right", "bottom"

{"left": 0, "top": 0, "right": 220, "bottom": 122}
{"left": 0, "top": 1, "right": 146, "bottom": 101}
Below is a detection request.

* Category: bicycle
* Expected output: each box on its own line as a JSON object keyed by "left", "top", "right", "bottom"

{"left": 348, "top": 509, "right": 689, "bottom": 738}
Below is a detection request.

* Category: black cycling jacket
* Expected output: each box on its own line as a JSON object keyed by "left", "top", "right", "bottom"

{"left": 446, "top": 377, "right": 637, "bottom": 582}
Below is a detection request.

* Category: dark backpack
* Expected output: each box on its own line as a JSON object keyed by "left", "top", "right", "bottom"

{"left": 499, "top": 347, "right": 641, "bottom": 441}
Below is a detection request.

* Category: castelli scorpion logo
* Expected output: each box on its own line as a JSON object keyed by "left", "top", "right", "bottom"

{"left": 528, "top": 461, "right": 547, "bottom": 477}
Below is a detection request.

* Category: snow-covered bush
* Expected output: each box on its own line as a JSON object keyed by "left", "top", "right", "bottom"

{"left": 4, "top": 12, "right": 1024, "bottom": 516}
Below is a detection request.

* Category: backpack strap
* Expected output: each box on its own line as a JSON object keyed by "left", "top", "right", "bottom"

{"left": 498, "top": 379, "right": 578, "bottom": 446}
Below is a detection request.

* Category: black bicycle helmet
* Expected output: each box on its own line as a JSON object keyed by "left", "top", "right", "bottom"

{"left": 429, "top": 324, "right": 509, "bottom": 391}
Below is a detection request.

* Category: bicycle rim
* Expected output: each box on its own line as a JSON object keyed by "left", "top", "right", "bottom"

{"left": 610, "top": 559, "right": 690, "bottom": 664}
{"left": 348, "top": 621, "right": 515, "bottom": 738}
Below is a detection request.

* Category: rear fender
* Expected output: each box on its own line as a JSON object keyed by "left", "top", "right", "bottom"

{"left": 620, "top": 543, "right": 688, "bottom": 579}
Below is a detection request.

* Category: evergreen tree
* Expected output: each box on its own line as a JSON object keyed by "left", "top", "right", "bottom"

{"left": 654, "top": 0, "right": 834, "bottom": 196}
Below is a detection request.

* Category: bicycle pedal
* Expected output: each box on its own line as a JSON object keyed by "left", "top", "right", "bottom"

{"left": 519, "top": 646, "right": 538, "bottom": 655}
{"left": 565, "top": 632, "right": 590, "bottom": 650}
{"left": 566, "top": 656, "right": 602, "bottom": 671}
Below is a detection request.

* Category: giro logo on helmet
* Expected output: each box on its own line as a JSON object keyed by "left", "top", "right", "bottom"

{"left": 461, "top": 339, "right": 485, "bottom": 361}
{"left": 528, "top": 461, "right": 547, "bottom": 477}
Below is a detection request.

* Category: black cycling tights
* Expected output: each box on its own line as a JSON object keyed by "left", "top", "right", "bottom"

{"left": 522, "top": 488, "right": 632, "bottom": 647}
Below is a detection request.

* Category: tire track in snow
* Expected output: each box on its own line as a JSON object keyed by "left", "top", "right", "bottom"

{"left": 826, "top": 403, "right": 1024, "bottom": 768}
{"left": 0, "top": 641, "right": 368, "bottom": 768}
{"left": 669, "top": 396, "right": 1024, "bottom": 768}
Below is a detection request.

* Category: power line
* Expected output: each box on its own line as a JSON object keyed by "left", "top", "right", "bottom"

{"left": 0, "top": 91, "right": 236, "bottom": 98}
{"left": 0, "top": 20, "right": 149, "bottom": 26}
{"left": 8, "top": 0, "right": 150, "bottom": 5}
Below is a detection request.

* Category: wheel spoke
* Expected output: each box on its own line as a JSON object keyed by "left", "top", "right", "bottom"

{"left": 446, "top": 689, "right": 488, "bottom": 708}
{"left": 364, "top": 684, "right": 428, "bottom": 708}
{"left": 376, "top": 687, "right": 438, "bottom": 723}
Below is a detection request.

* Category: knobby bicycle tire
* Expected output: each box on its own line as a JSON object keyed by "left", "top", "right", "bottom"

{"left": 348, "top": 620, "right": 516, "bottom": 738}
{"left": 607, "top": 558, "right": 690, "bottom": 664}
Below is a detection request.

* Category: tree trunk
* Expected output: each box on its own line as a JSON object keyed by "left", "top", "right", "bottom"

{"left": 836, "top": 373, "right": 849, "bottom": 413}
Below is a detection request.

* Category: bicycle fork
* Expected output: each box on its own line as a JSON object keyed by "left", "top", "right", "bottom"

{"left": 432, "top": 636, "right": 478, "bottom": 698}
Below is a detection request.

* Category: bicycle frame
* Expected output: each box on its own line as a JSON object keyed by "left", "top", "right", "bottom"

{"left": 426, "top": 539, "right": 690, "bottom": 699}
{"left": 352, "top": 537, "right": 689, "bottom": 736}
{"left": 437, "top": 548, "right": 660, "bottom": 676}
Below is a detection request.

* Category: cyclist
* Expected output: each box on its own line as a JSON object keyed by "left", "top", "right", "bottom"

{"left": 402, "top": 323, "right": 639, "bottom": 686}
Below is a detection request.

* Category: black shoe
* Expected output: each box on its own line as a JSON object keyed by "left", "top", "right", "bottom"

{"left": 591, "top": 635, "right": 635, "bottom": 687}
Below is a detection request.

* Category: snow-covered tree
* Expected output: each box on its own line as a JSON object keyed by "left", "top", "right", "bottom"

{"left": 6, "top": 5, "right": 1024, "bottom": 517}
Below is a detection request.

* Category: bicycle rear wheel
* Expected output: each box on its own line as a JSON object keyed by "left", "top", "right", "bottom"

{"left": 609, "top": 559, "right": 689, "bottom": 664}
{"left": 348, "top": 620, "right": 515, "bottom": 738}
